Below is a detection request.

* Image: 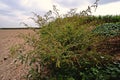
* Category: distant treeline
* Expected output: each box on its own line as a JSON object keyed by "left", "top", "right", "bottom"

{"left": 0, "top": 27, "right": 40, "bottom": 30}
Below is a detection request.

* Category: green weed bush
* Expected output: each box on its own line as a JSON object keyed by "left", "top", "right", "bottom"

{"left": 10, "top": 1, "right": 120, "bottom": 80}
{"left": 11, "top": 15, "right": 120, "bottom": 80}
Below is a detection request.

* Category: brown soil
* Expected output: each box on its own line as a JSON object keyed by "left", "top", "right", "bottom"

{"left": 0, "top": 29, "right": 34, "bottom": 80}
{"left": 97, "top": 36, "right": 120, "bottom": 60}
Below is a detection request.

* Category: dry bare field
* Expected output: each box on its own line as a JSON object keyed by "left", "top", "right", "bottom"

{"left": 0, "top": 29, "right": 34, "bottom": 80}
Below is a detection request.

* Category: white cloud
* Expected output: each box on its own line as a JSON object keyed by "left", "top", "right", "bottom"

{"left": 0, "top": 1, "right": 11, "bottom": 10}
{"left": 0, "top": 0, "right": 120, "bottom": 28}
{"left": 54, "top": 0, "right": 91, "bottom": 8}
{"left": 0, "top": 14, "right": 20, "bottom": 28}
{"left": 20, "top": 0, "right": 54, "bottom": 11}
{"left": 93, "top": 1, "right": 120, "bottom": 15}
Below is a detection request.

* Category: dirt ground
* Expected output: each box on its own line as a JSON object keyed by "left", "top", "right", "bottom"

{"left": 0, "top": 29, "right": 34, "bottom": 80}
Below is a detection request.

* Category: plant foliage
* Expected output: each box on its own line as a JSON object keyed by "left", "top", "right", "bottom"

{"left": 93, "top": 22, "right": 120, "bottom": 37}
{"left": 10, "top": 0, "right": 120, "bottom": 80}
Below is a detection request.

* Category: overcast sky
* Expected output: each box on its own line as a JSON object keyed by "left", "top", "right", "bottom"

{"left": 0, "top": 0, "right": 120, "bottom": 28}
